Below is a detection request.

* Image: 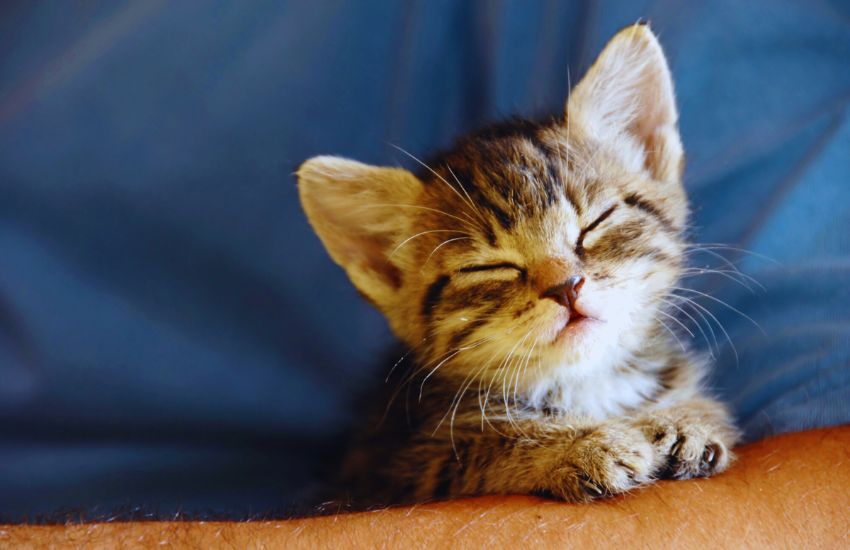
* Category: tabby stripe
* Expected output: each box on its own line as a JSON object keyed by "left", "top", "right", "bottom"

{"left": 657, "top": 359, "right": 685, "bottom": 391}
{"left": 639, "top": 248, "right": 675, "bottom": 265}
{"left": 575, "top": 204, "right": 618, "bottom": 258}
{"left": 447, "top": 318, "right": 489, "bottom": 351}
{"left": 564, "top": 183, "right": 583, "bottom": 217}
{"left": 422, "top": 274, "right": 451, "bottom": 317}
{"left": 529, "top": 136, "right": 572, "bottom": 211}
{"left": 540, "top": 157, "right": 560, "bottom": 207}
{"left": 458, "top": 262, "right": 525, "bottom": 276}
{"left": 449, "top": 165, "right": 514, "bottom": 233}
{"left": 624, "top": 193, "right": 675, "bottom": 232}
{"left": 441, "top": 280, "right": 513, "bottom": 314}
{"left": 478, "top": 193, "right": 515, "bottom": 231}
{"left": 432, "top": 454, "right": 457, "bottom": 498}
{"left": 434, "top": 442, "right": 474, "bottom": 499}
{"left": 447, "top": 302, "right": 502, "bottom": 350}
{"left": 481, "top": 223, "right": 498, "bottom": 247}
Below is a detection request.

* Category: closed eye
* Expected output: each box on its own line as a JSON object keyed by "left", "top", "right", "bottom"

{"left": 575, "top": 205, "right": 618, "bottom": 258}
{"left": 458, "top": 262, "right": 527, "bottom": 278}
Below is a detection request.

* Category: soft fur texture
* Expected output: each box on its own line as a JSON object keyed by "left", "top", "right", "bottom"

{"left": 297, "top": 24, "right": 738, "bottom": 505}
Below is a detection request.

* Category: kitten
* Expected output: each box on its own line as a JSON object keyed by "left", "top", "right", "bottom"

{"left": 297, "top": 24, "right": 739, "bottom": 504}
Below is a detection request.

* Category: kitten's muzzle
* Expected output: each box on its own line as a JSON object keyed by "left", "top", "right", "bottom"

{"left": 541, "top": 275, "right": 586, "bottom": 322}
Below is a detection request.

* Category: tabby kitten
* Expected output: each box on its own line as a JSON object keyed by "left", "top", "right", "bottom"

{"left": 298, "top": 24, "right": 738, "bottom": 504}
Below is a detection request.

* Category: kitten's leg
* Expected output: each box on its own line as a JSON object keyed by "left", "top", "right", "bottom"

{"left": 634, "top": 397, "right": 740, "bottom": 480}
{"left": 392, "top": 398, "right": 737, "bottom": 502}
{"left": 397, "top": 420, "right": 669, "bottom": 502}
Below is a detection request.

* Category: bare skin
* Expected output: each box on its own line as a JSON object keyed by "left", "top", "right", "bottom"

{"left": 3, "top": 426, "right": 848, "bottom": 549}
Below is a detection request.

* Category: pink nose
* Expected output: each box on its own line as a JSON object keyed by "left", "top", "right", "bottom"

{"left": 541, "top": 275, "right": 585, "bottom": 309}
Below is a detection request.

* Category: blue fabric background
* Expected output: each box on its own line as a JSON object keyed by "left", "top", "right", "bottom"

{"left": 0, "top": 1, "right": 848, "bottom": 520}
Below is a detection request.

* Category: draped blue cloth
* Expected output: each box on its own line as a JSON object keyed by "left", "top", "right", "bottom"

{"left": 0, "top": 0, "right": 847, "bottom": 520}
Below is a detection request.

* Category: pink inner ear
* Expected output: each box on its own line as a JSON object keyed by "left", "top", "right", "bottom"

{"left": 356, "top": 235, "right": 403, "bottom": 290}
{"left": 566, "top": 26, "right": 678, "bottom": 143}
{"left": 642, "top": 130, "right": 684, "bottom": 183}
{"left": 569, "top": 28, "right": 682, "bottom": 183}
{"left": 629, "top": 74, "right": 674, "bottom": 139}
{"left": 297, "top": 156, "right": 423, "bottom": 306}
{"left": 319, "top": 228, "right": 406, "bottom": 309}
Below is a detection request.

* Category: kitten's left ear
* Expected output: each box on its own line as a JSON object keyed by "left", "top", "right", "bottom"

{"left": 567, "top": 24, "right": 683, "bottom": 183}
{"left": 297, "top": 156, "right": 422, "bottom": 312}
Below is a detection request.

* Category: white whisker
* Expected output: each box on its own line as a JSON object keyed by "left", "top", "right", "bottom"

{"left": 659, "top": 296, "right": 712, "bottom": 354}
{"left": 673, "top": 286, "right": 765, "bottom": 335}
{"left": 675, "top": 294, "right": 739, "bottom": 365}
{"left": 360, "top": 203, "right": 479, "bottom": 232}
{"left": 655, "top": 316, "right": 687, "bottom": 353}
{"left": 656, "top": 308, "right": 695, "bottom": 338}
{"left": 389, "top": 229, "right": 469, "bottom": 259}
{"left": 445, "top": 164, "right": 487, "bottom": 224}
{"left": 421, "top": 237, "right": 470, "bottom": 272}
{"left": 388, "top": 143, "right": 483, "bottom": 228}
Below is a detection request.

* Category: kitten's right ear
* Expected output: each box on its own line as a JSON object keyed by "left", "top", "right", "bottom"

{"left": 567, "top": 24, "right": 683, "bottom": 184}
{"left": 297, "top": 156, "right": 422, "bottom": 310}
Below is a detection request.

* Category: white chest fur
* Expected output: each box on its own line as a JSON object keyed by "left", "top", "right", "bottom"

{"left": 523, "top": 360, "right": 660, "bottom": 420}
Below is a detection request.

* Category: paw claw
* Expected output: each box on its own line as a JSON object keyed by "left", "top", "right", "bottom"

{"left": 703, "top": 444, "right": 716, "bottom": 466}
{"left": 555, "top": 424, "right": 656, "bottom": 501}
{"left": 663, "top": 433, "right": 728, "bottom": 480}
{"left": 670, "top": 436, "right": 684, "bottom": 457}
{"left": 579, "top": 474, "right": 606, "bottom": 497}
{"left": 615, "top": 460, "right": 637, "bottom": 481}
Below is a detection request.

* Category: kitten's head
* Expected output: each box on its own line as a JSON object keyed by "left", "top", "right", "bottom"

{"left": 298, "top": 25, "right": 687, "bottom": 389}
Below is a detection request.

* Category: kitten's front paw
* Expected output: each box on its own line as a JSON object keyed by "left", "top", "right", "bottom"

{"left": 551, "top": 424, "right": 660, "bottom": 502}
{"left": 645, "top": 418, "right": 733, "bottom": 480}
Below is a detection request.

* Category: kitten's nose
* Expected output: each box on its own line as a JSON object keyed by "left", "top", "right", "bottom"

{"left": 541, "top": 275, "right": 585, "bottom": 309}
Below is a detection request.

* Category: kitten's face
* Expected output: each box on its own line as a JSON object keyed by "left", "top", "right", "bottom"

{"left": 404, "top": 125, "right": 687, "bottom": 385}
{"left": 299, "top": 25, "right": 686, "bottom": 389}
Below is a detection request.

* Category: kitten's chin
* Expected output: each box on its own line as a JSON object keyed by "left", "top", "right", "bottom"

{"left": 550, "top": 313, "right": 601, "bottom": 347}
{"left": 542, "top": 312, "right": 626, "bottom": 370}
